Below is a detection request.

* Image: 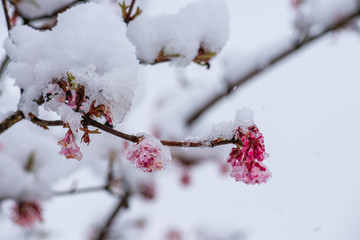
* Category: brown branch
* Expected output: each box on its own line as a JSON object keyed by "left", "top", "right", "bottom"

{"left": 124, "top": 0, "right": 136, "bottom": 24}
{"left": 1, "top": 0, "right": 11, "bottom": 31}
{"left": 0, "top": 111, "right": 237, "bottom": 148}
{"left": 186, "top": 8, "right": 360, "bottom": 126}
{"left": 0, "top": 110, "right": 24, "bottom": 134}
{"left": 95, "top": 189, "right": 131, "bottom": 240}
{"left": 28, "top": 112, "right": 63, "bottom": 129}
{"left": 84, "top": 115, "right": 139, "bottom": 143}
{"left": 84, "top": 115, "right": 237, "bottom": 147}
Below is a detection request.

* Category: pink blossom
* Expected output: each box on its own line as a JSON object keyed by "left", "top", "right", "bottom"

{"left": 290, "top": 0, "right": 303, "bottom": 9}
{"left": 58, "top": 128, "right": 83, "bottom": 160}
{"left": 126, "top": 135, "right": 171, "bottom": 172}
{"left": 227, "top": 125, "right": 271, "bottom": 184}
{"left": 67, "top": 90, "right": 77, "bottom": 110}
{"left": 139, "top": 180, "right": 156, "bottom": 200}
{"left": 11, "top": 201, "right": 43, "bottom": 227}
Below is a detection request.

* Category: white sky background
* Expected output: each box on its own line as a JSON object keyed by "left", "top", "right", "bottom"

{"left": 0, "top": 0, "right": 360, "bottom": 240}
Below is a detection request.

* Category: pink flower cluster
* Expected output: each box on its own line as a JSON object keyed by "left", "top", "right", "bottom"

{"left": 227, "top": 125, "right": 271, "bottom": 184}
{"left": 126, "top": 135, "right": 171, "bottom": 172}
{"left": 11, "top": 201, "right": 43, "bottom": 227}
{"left": 58, "top": 128, "right": 83, "bottom": 160}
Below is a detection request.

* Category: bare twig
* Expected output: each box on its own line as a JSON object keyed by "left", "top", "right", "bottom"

{"left": 53, "top": 185, "right": 108, "bottom": 196}
{"left": 95, "top": 189, "right": 131, "bottom": 240}
{"left": 0, "top": 56, "right": 9, "bottom": 82}
{"left": 0, "top": 110, "right": 24, "bottom": 134}
{"left": 28, "top": 112, "right": 63, "bottom": 129}
{"left": 186, "top": 8, "right": 360, "bottom": 126}
{"left": 84, "top": 115, "right": 237, "bottom": 147}
{"left": 85, "top": 116, "right": 139, "bottom": 143}
{"left": 124, "top": 0, "right": 136, "bottom": 24}
{"left": 1, "top": 0, "right": 11, "bottom": 31}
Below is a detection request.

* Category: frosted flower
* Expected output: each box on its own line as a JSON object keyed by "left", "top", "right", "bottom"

{"left": 11, "top": 201, "right": 42, "bottom": 228}
{"left": 230, "top": 162, "right": 271, "bottom": 184}
{"left": 58, "top": 128, "right": 83, "bottom": 160}
{"left": 126, "top": 135, "right": 171, "bottom": 172}
{"left": 227, "top": 125, "right": 271, "bottom": 184}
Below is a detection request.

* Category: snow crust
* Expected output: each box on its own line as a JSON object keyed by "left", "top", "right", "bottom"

{"left": 295, "top": 0, "right": 358, "bottom": 33}
{"left": 15, "top": 0, "right": 75, "bottom": 19}
{"left": 5, "top": 2, "right": 139, "bottom": 127}
{"left": 209, "top": 107, "right": 255, "bottom": 140}
{"left": 127, "top": 0, "right": 229, "bottom": 66}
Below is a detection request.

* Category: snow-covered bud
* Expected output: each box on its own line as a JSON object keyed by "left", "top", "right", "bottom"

{"left": 126, "top": 135, "right": 171, "bottom": 172}
{"left": 227, "top": 125, "right": 271, "bottom": 184}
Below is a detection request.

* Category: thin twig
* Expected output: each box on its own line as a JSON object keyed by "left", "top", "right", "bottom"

{"left": 124, "top": 0, "right": 136, "bottom": 24}
{"left": 28, "top": 112, "right": 63, "bottom": 129}
{"left": 85, "top": 116, "right": 139, "bottom": 143}
{"left": 53, "top": 185, "right": 108, "bottom": 196}
{"left": 0, "top": 55, "right": 9, "bottom": 81}
{"left": 84, "top": 115, "right": 237, "bottom": 147}
{"left": 1, "top": 0, "right": 11, "bottom": 32}
{"left": 186, "top": 8, "right": 360, "bottom": 126}
{"left": 95, "top": 189, "right": 131, "bottom": 240}
{"left": 0, "top": 110, "right": 24, "bottom": 134}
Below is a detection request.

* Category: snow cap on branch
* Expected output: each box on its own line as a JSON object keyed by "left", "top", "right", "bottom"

{"left": 127, "top": 0, "right": 229, "bottom": 66}
{"left": 5, "top": 2, "right": 139, "bottom": 126}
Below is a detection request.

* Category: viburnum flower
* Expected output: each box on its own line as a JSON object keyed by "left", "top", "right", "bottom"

{"left": 11, "top": 201, "right": 43, "bottom": 227}
{"left": 67, "top": 89, "right": 77, "bottom": 110}
{"left": 126, "top": 135, "right": 171, "bottom": 172}
{"left": 227, "top": 125, "right": 271, "bottom": 184}
{"left": 58, "top": 127, "right": 83, "bottom": 160}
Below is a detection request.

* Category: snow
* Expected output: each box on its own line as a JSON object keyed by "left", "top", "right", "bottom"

{"left": 15, "top": 0, "right": 75, "bottom": 19}
{"left": 207, "top": 107, "right": 255, "bottom": 141}
{"left": 5, "top": 2, "right": 139, "bottom": 126}
{"left": 294, "top": 0, "right": 358, "bottom": 34}
{"left": 127, "top": 0, "right": 229, "bottom": 66}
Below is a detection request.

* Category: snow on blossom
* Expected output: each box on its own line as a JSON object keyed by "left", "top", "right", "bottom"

{"left": 227, "top": 124, "right": 271, "bottom": 184}
{"left": 11, "top": 201, "right": 43, "bottom": 228}
{"left": 127, "top": 0, "right": 229, "bottom": 66}
{"left": 5, "top": 2, "right": 139, "bottom": 126}
{"left": 209, "top": 107, "right": 255, "bottom": 141}
{"left": 126, "top": 135, "right": 171, "bottom": 172}
{"left": 58, "top": 128, "right": 83, "bottom": 160}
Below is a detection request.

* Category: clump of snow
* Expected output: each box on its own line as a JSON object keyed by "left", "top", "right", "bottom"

{"left": 208, "top": 107, "right": 255, "bottom": 140}
{"left": 127, "top": 0, "right": 229, "bottom": 66}
{"left": 294, "top": 0, "right": 358, "bottom": 33}
{"left": 234, "top": 107, "right": 254, "bottom": 129}
{"left": 0, "top": 156, "right": 52, "bottom": 201}
{"left": 5, "top": 2, "right": 139, "bottom": 127}
{"left": 15, "top": 0, "right": 75, "bottom": 19}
